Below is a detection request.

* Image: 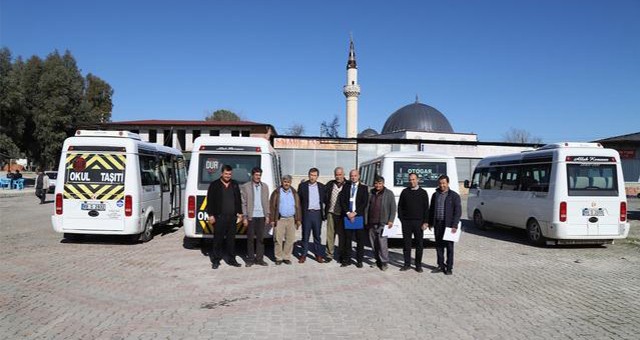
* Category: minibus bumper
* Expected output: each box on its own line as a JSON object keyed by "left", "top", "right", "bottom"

{"left": 545, "top": 221, "right": 630, "bottom": 244}
{"left": 51, "top": 215, "right": 142, "bottom": 235}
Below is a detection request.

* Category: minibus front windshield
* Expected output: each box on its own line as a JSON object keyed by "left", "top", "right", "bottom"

{"left": 198, "top": 154, "right": 260, "bottom": 190}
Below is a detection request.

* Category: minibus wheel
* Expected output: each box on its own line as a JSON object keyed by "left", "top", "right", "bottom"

{"left": 473, "top": 210, "right": 489, "bottom": 230}
{"left": 139, "top": 217, "right": 154, "bottom": 243}
{"left": 526, "top": 218, "right": 545, "bottom": 246}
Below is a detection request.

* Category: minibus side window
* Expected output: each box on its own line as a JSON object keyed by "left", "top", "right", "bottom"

{"left": 470, "top": 170, "right": 480, "bottom": 189}
{"left": 139, "top": 155, "right": 160, "bottom": 186}
{"left": 502, "top": 167, "right": 520, "bottom": 191}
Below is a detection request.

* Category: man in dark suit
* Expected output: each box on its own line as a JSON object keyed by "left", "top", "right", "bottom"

{"left": 206, "top": 164, "right": 243, "bottom": 269}
{"left": 338, "top": 169, "right": 369, "bottom": 268}
{"left": 428, "top": 175, "right": 462, "bottom": 275}
{"left": 297, "top": 168, "right": 326, "bottom": 263}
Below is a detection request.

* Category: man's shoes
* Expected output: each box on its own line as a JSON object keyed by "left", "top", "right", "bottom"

{"left": 283, "top": 260, "right": 292, "bottom": 265}
{"left": 356, "top": 262, "right": 363, "bottom": 268}
{"left": 298, "top": 256, "right": 306, "bottom": 264}
{"left": 399, "top": 266, "right": 411, "bottom": 271}
{"left": 340, "top": 262, "right": 351, "bottom": 267}
{"left": 275, "top": 260, "right": 283, "bottom": 265}
{"left": 228, "top": 260, "right": 242, "bottom": 267}
{"left": 445, "top": 269, "right": 453, "bottom": 275}
{"left": 316, "top": 256, "right": 324, "bottom": 263}
{"left": 415, "top": 267, "right": 424, "bottom": 273}
{"left": 325, "top": 257, "right": 333, "bottom": 263}
{"left": 211, "top": 262, "right": 220, "bottom": 270}
{"left": 256, "top": 260, "right": 268, "bottom": 266}
{"left": 245, "top": 261, "right": 254, "bottom": 268}
{"left": 432, "top": 266, "right": 445, "bottom": 273}
{"left": 381, "top": 264, "right": 388, "bottom": 271}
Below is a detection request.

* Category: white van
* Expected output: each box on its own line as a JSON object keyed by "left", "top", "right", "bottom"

{"left": 51, "top": 130, "right": 187, "bottom": 242}
{"left": 359, "top": 151, "right": 459, "bottom": 239}
{"left": 184, "top": 137, "right": 281, "bottom": 239}
{"left": 466, "top": 142, "right": 630, "bottom": 245}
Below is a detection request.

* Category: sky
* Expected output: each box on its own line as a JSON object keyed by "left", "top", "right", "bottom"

{"left": 1, "top": 0, "right": 639, "bottom": 142}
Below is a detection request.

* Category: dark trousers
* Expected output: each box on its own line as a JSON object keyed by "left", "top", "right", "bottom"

{"left": 301, "top": 210, "right": 323, "bottom": 257}
{"left": 401, "top": 219, "right": 424, "bottom": 268}
{"left": 246, "top": 217, "right": 266, "bottom": 262}
{"left": 331, "top": 213, "right": 346, "bottom": 261}
{"left": 211, "top": 214, "right": 236, "bottom": 263}
{"left": 434, "top": 220, "right": 454, "bottom": 270}
{"left": 36, "top": 188, "right": 46, "bottom": 203}
{"left": 342, "top": 223, "right": 366, "bottom": 264}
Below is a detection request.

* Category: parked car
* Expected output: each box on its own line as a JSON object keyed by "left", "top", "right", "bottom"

{"left": 45, "top": 171, "right": 58, "bottom": 193}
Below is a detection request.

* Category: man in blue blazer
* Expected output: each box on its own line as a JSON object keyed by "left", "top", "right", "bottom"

{"left": 297, "top": 168, "right": 326, "bottom": 263}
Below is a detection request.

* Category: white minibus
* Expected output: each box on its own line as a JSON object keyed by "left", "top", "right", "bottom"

{"left": 466, "top": 142, "right": 630, "bottom": 245}
{"left": 359, "top": 151, "right": 459, "bottom": 239}
{"left": 184, "top": 137, "right": 281, "bottom": 239}
{"left": 51, "top": 130, "right": 187, "bottom": 242}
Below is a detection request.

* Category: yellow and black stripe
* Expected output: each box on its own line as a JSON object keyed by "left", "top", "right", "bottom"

{"left": 63, "top": 183, "right": 125, "bottom": 200}
{"left": 66, "top": 153, "right": 126, "bottom": 171}
{"left": 64, "top": 153, "right": 126, "bottom": 201}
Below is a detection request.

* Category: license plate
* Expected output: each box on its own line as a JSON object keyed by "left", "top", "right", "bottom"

{"left": 82, "top": 203, "right": 106, "bottom": 211}
{"left": 582, "top": 208, "right": 604, "bottom": 217}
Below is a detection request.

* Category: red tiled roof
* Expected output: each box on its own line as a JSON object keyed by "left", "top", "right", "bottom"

{"left": 106, "top": 120, "right": 272, "bottom": 127}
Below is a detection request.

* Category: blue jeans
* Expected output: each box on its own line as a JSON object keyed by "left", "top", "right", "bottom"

{"left": 301, "top": 210, "right": 324, "bottom": 257}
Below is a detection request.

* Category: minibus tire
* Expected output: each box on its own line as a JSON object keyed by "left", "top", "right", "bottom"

{"left": 139, "top": 217, "right": 154, "bottom": 243}
{"left": 526, "top": 218, "right": 546, "bottom": 246}
{"left": 473, "top": 210, "right": 489, "bottom": 230}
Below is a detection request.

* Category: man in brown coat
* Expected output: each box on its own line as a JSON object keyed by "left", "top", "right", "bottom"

{"left": 269, "top": 175, "right": 302, "bottom": 265}
{"left": 241, "top": 167, "right": 271, "bottom": 267}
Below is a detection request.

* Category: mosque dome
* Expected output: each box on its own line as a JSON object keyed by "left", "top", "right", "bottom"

{"left": 358, "top": 128, "right": 378, "bottom": 138}
{"left": 381, "top": 100, "right": 454, "bottom": 134}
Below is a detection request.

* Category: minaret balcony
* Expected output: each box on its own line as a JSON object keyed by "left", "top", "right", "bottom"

{"left": 343, "top": 84, "right": 361, "bottom": 97}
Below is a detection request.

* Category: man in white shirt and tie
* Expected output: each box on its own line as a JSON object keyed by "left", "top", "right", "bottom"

{"left": 338, "top": 169, "right": 369, "bottom": 268}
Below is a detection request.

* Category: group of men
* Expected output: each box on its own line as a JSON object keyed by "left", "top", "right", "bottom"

{"left": 206, "top": 165, "right": 461, "bottom": 275}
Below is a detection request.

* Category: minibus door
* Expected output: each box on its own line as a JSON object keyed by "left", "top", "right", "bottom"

{"left": 159, "top": 156, "right": 172, "bottom": 221}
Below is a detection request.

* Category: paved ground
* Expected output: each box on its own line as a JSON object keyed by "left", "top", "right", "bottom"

{"left": 1, "top": 193, "right": 639, "bottom": 339}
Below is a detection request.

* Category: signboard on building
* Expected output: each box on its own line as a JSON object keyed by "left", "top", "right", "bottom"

{"left": 619, "top": 150, "right": 636, "bottom": 159}
{"left": 273, "top": 137, "right": 357, "bottom": 151}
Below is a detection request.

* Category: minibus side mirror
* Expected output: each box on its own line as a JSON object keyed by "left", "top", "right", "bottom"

{"left": 464, "top": 180, "right": 470, "bottom": 188}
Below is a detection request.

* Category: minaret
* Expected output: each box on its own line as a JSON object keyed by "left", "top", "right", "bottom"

{"left": 343, "top": 36, "right": 361, "bottom": 138}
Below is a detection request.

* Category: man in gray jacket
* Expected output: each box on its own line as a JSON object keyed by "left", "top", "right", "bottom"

{"left": 241, "top": 167, "right": 271, "bottom": 267}
{"left": 366, "top": 176, "right": 397, "bottom": 271}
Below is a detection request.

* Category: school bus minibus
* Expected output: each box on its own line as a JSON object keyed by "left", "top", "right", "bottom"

{"left": 51, "top": 130, "right": 186, "bottom": 242}
{"left": 184, "top": 137, "right": 281, "bottom": 239}
{"left": 466, "top": 142, "right": 630, "bottom": 245}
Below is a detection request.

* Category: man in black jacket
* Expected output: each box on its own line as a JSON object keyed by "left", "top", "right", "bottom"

{"left": 397, "top": 173, "right": 429, "bottom": 272}
{"left": 206, "top": 164, "right": 243, "bottom": 269}
{"left": 428, "top": 175, "right": 462, "bottom": 275}
{"left": 297, "top": 168, "right": 326, "bottom": 263}
{"left": 338, "top": 169, "right": 369, "bottom": 268}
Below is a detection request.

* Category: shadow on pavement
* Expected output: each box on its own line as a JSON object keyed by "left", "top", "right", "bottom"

{"left": 60, "top": 224, "right": 181, "bottom": 245}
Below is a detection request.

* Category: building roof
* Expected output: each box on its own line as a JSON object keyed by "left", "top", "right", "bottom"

{"left": 103, "top": 119, "right": 277, "bottom": 135}
{"left": 381, "top": 101, "right": 454, "bottom": 134}
{"left": 595, "top": 132, "right": 640, "bottom": 143}
{"left": 107, "top": 119, "right": 271, "bottom": 127}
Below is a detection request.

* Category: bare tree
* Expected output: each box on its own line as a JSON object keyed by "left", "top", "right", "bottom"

{"left": 503, "top": 128, "right": 543, "bottom": 144}
{"left": 288, "top": 123, "right": 305, "bottom": 136}
{"left": 320, "top": 115, "right": 340, "bottom": 137}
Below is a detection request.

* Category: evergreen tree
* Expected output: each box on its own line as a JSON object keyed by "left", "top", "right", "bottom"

{"left": 83, "top": 73, "right": 113, "bottom": 123}
{"left": 205, "top": 109, "right": 241, "bottom": 121}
